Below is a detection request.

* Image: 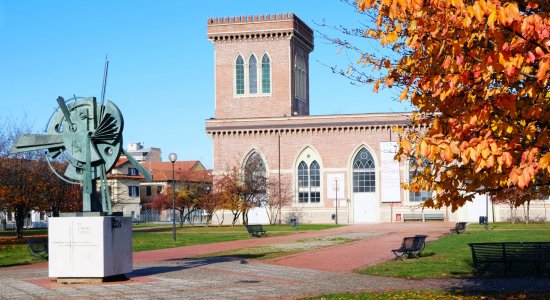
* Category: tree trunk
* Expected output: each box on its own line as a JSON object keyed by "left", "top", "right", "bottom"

{"left": 14, "top": 207, "right": 28, "bottom": 239}
{"left": 231, "top": 210, "right": 240, "bottom": 226}
{"left": 215, "top": 211, "right": 225, "bottom": 226}
{"left": 241, "top": 209, "right": 249, "bottom": 226}
{"left": 525, "top": 201, "right": 531, "bottom": 224}
{"left": 51, "top": 205, "right": 60, "bottom": 217}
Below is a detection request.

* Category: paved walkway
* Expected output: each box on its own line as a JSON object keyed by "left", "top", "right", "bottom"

{"left": 1, "top": 222, "right": 550, "bottom": 299}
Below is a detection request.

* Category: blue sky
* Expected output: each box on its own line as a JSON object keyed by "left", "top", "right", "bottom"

{"left": 0, "top": 0, "right": 411, "bottom": 168}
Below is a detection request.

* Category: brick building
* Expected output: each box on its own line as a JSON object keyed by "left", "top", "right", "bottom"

{"left": 205, "top": 13, "right": 546, "bottom": 224}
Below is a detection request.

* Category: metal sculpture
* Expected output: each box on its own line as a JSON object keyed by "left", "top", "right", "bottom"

{"left": 10, "top": 96, "right": 151, "bottom": 214}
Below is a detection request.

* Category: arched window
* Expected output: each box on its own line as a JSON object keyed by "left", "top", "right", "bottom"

{"left": 235, "top": 55, "right": 245, "bottom": 95}
{"left": 249, "top": 54, "right": 258, "bottom": 94}
{"left": 353, "top": 148, "right": 376, "bottom": 193}
{"left": 297, "top": 160, "right": 320, "bottom": 203}
{"left": 408, "top": 157, "right": 432, "bottom": 202}
{"left": 261, "top": 54, "right": 271, "bottom": 93}
{"left": 244, "top": 152, "right": 267, "bottom": 205}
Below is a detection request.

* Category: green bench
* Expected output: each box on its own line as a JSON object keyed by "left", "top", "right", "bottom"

{"left": 423, "top": 213, "right": 444, "bottom": 221}
{"left": 469, "top": 242, "right": 550, "bottom": 275}
{"left": 403, "top": 214, "right": 423, "bottom": 222}
{"left": 450, "top": 222, "right": 467, "bottom": 234}
{"left": 392, "top": 235, "right": 428, "bottom": 260}
{"left": 26, "top": 237, "right": 48, "bottom": 259}
{"left": 245, "top": 224, "right": 266, "bottom": 237}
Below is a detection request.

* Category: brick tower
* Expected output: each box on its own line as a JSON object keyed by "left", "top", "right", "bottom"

{"left": 207, "top": 13, "right": 314, "bottom": 119}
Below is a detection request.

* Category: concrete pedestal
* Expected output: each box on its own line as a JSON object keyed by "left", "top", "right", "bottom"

{"left": 48, "top": 216, "right": 132, "bottom": 281}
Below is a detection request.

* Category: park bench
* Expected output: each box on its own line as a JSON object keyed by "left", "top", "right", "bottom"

{"left": 391, "top": 235, "right": 428, "bottom": 260}
{"left": 26, "top": 237, "right": 48, "bottom": 259}
{"left": 469, "top": 242, "right": 550, "bottom": 275}
{"left": 245, "top": 224, "right": 266, "bottom": 237}
{"left": 450, "top": 222, "right": 467, "bottom": 234}
{"left": 423, "top": 213, "right": 444, "bottom": 221}
{"left": 403, "top": 214, "right": 423, "bottom": 222}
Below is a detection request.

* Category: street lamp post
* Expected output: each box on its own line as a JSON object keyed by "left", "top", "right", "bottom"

{"left": 485, "top": 193, "right": 489, "bottom": 232}
{"left": 334, "top": 178, "right": 338, "bottom": 225}
{"left": 168, "top": 152, "right": 177, "bottom": 241}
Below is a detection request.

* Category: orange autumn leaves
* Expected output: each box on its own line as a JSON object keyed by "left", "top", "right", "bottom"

{"left": 355, "top": 0, "right": 550, "bottom": 206}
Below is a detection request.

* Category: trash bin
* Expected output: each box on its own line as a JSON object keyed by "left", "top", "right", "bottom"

{"left": 479, "top": 216, "right": 487, "bottom": 225}
{"left": 290, "top": 218, "right": 297, "bottom": 227}
{"left": 331, "top": 214, "right": 336, "bottom": 220}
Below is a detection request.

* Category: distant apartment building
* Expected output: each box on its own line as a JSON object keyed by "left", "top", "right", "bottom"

{"left": 123, "top": 142, "right": 162, "bottom": 162}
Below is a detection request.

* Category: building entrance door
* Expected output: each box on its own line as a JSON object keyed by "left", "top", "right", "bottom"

{"left": 353, "top": 193, "right": 377, "bottom": 223}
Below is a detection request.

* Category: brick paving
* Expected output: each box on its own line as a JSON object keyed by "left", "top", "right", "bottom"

{"left": 1, "top": 222, "right": 550, "bottom": 299}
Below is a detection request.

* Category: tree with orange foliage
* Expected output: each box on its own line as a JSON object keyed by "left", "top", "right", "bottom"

{"left": 151, "top": 182, "right": 211, "bottom": 226}
{"left": 329, "top": 0, "right": 550, "bottom": 210}
{"left": 151, "top": 185, "right": 188, "bottom": 227}
{"left": 214, "top": 166, "right": 253, "bottom": 226}
{"left": 200, "top": 190, "right": 223, "bottom": 226}
{"left": 215, "top": 164, "right": 267, "bottom": 226}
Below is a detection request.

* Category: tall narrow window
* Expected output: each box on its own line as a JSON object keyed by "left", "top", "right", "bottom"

{"left": 249, "top": 55, "right": 257, "bottom": 94}
{"left": 310, "top": 161, "right": 320, "bottom": 203}
{"left": 409, "top": 158, "right": 432, "bottom": 202}
{"left": 235, "top": 55, "right": 245, "bottom": 95}
{"left": 353, "top": 148, "right": 376, "bottom": 193}
{"left": 129, "top": 186, "right": 140, "bottom": 197}
{"left": 261, "top": 54, "right": 271, "bottom": 93}
{"left": 298, "top": 161, "right": 309, "bottom": 203}
{"left": 294, "top": 55, "right": 307, "bottom": 100}
{"left": 128, "top": 167, "right": 138, "bottom": 176}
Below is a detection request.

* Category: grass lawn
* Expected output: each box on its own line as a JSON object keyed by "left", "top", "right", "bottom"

{"left": 0, "top": 243, "right": 45, "bottom": 267}
{"left": 0, "top": 228, "right": 48, "bottom": 267}
{"left": 0, "top": 223, "right": 341, "bottom": 267}
{"left": 358, "top": 223, "right": 550, "bottom": 279}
